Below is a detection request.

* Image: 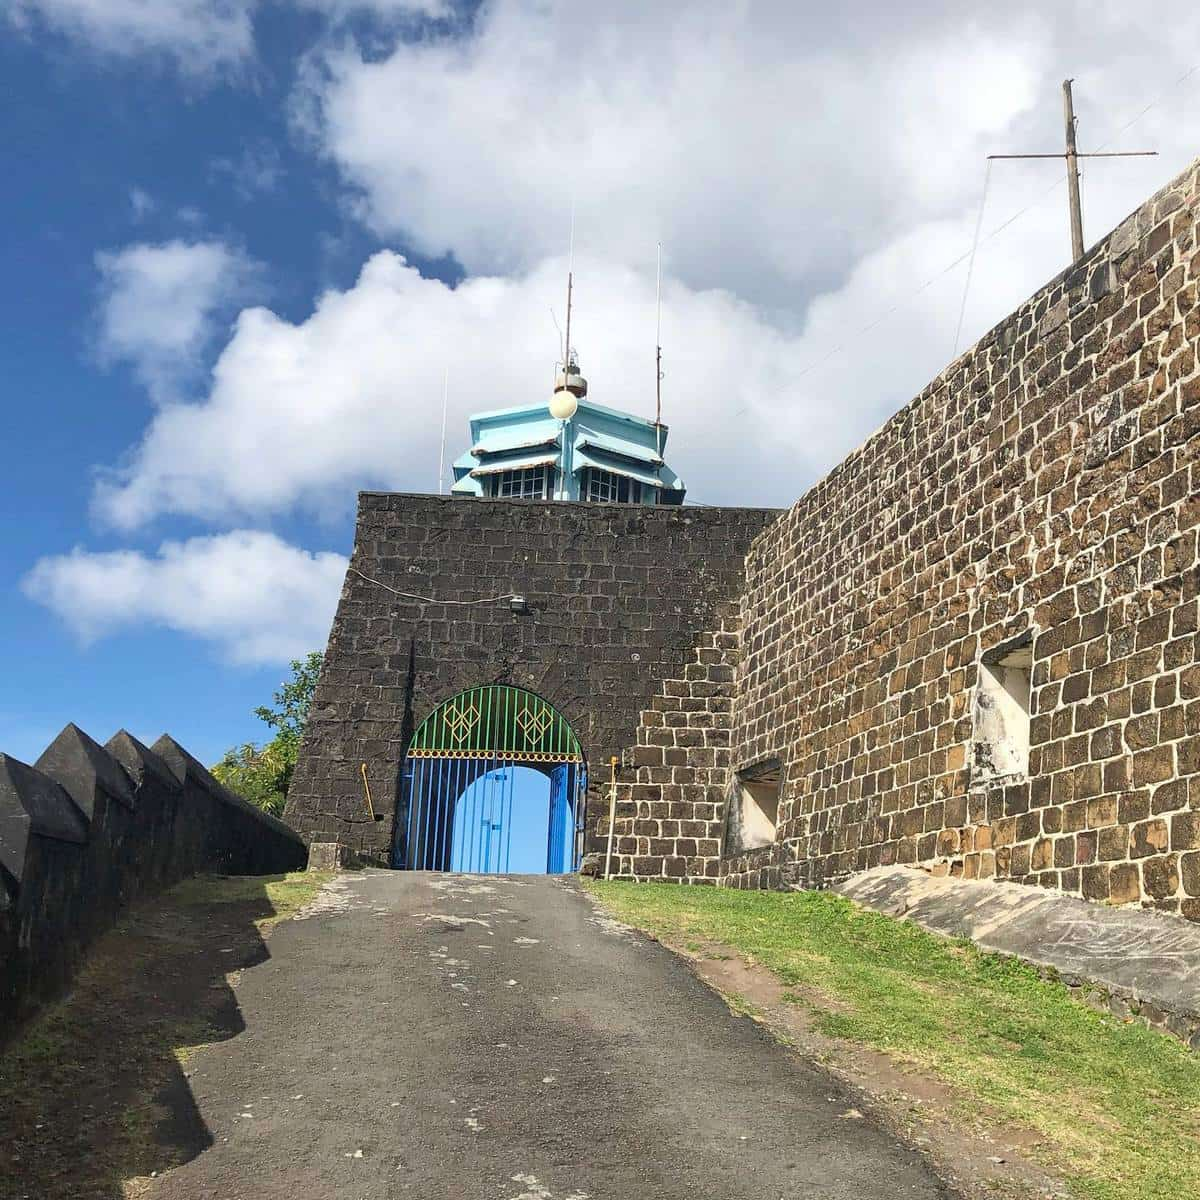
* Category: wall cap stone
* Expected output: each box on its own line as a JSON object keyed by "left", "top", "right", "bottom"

{"left": 0, "top": 754, "right": 89, "bottom": 885}
{"left": 105, "top": 730, "right": 181, "bottom": 794}
{"left": 36, "top": 724, "right": 135, "bottom": 819}
{"left": 835, "top": 865, "right": 1200, "bottom": 1045}
{"left": 152, "top": 733, "right": 305, "bottom": 847}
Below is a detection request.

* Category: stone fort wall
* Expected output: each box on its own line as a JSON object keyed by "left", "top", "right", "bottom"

{"left": 726, "top": 157, "right": 1200, "bottom": 915}
{"left": 284, "top": 496, "right": 778, "bottom": 865}
{"left": 1, "top": 725, "right": 306, "bottom": 1029}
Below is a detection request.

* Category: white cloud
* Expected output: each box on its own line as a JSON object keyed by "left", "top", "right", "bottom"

{"left": 304, "top": 1, "right": 1200, "bottom": 309}
{"left": 304, "top": 0, "right": 1052, "bottom": 306}
{"left": 23, "top": 3, "right": 1200, "bottom": 670}
{"left": 129, "top": 187, "right": 156, "bottom": 221}
{"left": 4, "top": 0, "right": 452, "bottom": 69}
{"left": 48, "top": 6, "right": 1200, "bottom": 536}
{"left": 23, "top": 531, "right": 346, "bottom": 665}
{"left": 5, "top": 0, "right": 255, "bottom": 71}
{"left": 86, "top": 58, "right": 1200, "bottom": 532}
{"left": 210, "top": 142, "right": 284, "bottom": 199}
{"left": 94, "top": 239, "right": 260, "bottom": 403}
{"left": 89, "top": 251, "right": 778, "bottom": 525}
{"left": 296, "top": 0, "right": 448, "bottom": 17}
{"left": 90, "top": 201, "right": 1068, "bottom": 528}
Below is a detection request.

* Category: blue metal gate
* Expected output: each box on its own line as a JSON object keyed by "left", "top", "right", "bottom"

{"left": 394, "top": 686, "right": 586, "bottom": 873}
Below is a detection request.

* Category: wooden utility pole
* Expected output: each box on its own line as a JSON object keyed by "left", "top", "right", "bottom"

{"left": 1062, "top": 80, "right": 1085, "bottom": 262}
{"left": 987, "top": 79, "right": 1156, "bottom": 264}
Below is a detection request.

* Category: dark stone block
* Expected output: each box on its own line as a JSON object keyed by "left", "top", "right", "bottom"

{"left": 36, "top": 723, "right": 134, "bottom": 818}
{"left": 106, "top": 729, "right": 181, "bottom": 795}
{"left": 0, "top": 754, "right": 88, "bottom": 883}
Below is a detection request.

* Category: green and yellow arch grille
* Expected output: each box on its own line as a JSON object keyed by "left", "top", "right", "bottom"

{"left": 408, "top": 686, "right": 583, "bottom": 763}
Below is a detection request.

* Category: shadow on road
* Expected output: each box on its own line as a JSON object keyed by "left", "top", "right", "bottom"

{"left": 0, "top": 874, "right": 308, "bottom": 1200}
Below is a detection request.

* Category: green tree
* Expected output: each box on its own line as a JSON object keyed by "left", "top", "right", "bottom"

{"left": 212, "top": 652, "right": 323, "bottom": 818}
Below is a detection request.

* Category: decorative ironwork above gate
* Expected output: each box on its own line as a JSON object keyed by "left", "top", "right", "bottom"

{"left": 408, "top": 686, "right": 582, "bottom": 763}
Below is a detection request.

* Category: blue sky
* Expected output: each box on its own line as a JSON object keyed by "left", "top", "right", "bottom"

{"left": 2, "top": 1, "right": 1198, "bottom": 768}
{"left": 1, "top": 1, "right": 455, "bottom": 763}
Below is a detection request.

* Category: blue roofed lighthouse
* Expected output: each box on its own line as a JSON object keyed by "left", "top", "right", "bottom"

{"left": 450, "top": 354, "right": 686, "bottom": 505}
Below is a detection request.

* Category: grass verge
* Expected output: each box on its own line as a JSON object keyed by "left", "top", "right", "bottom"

{"left": 587, "top": 881, "right": 1200, "bottom": 1200}
{"left": 0, "top": 871, "right": 329, "bottom": 1200}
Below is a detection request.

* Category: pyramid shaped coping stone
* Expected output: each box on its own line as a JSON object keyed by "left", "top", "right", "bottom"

{"left": 151, "top": 734, "right": 303, "bottom": 842}
{"left": 36, "top": 723, "right": 135, "bottom": 819}
{"left": 149, "top": 734, "right": 220, "bottom": 790}
{"left": 0, "top": 754, "right": 89, "bottom": 885}
{"left": 151, "top": 733, "right": 257, "bottom": 818}
{"left": 105, "top": 730, "right": 180, "bottom": 794}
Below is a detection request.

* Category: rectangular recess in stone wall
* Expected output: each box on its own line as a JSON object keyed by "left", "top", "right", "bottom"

{"left": 972, "top": 637, "right": 1033, "bottom": 783}
{"left": 725, "top": 759, "right": 783, "bottom": 854}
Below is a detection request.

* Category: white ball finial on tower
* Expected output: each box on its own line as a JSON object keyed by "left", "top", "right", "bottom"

{"left": 549, "top": 388, "right": 579, "bottom": 420}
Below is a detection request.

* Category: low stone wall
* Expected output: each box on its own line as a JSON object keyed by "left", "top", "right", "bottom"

{"left": 0, "top": 724, "right": 307, "bottom": 1030}
{"left": 837, "top": 866, "right": 1200, "bottom": 1048}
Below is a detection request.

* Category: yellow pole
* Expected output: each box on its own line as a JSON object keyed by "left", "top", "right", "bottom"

{"left": 360, "top": 762, "right": 376, "bottom": 821}
{"left": 604, "top": 756, "right": 618, "bottom": 880}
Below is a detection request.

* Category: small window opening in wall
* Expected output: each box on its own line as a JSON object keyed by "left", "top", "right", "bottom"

{"left": 724, "top": 760, "right": 782, "bottom": 853}
{"left": 971, "top": 636, "right": 1033, "bottom": 782}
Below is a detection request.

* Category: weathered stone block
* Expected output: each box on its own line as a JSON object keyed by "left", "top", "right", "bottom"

{"left": 1171, "top": 812, "right": 1200, "bottom": 852}
{"left": 307, "top": 842, "right": 359, "bottom": 871}
{"left": 1131, "top": 818, "right": 1169, "bottom": 859}
{"left": 1109, "top": 863, "right": 1142, "bottom": 905}
{"left": 1141, "top": 854, "right": 1181, "bottom": 900}
{"left": 1081, "top": 863, "right": 1110, "bottom": 900}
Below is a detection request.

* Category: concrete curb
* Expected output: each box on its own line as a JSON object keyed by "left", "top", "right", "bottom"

{"left": 833, "top": 866, "right": 1200, "bottom": 1050}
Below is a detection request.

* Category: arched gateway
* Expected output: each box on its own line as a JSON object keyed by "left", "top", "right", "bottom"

{"left": 393, "top": 686, "right": 587, "bottom": 874}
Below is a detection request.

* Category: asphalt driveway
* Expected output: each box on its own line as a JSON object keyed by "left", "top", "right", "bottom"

{"left": 150, "top": 871, "right": 951, "bottom": 1200}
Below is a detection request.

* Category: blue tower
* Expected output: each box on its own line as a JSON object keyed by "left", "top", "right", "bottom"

{"left": 450, "top": 360, "right": 686, "bottom": 505}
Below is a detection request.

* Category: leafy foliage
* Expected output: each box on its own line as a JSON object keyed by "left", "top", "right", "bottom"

{"left": 211, "top": 652, "right": 322, "bottom": 817}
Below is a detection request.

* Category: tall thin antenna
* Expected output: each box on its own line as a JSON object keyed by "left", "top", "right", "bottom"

{"left": 555, "top": 199, "right": 577, "bottom": 501}
{"left": 655, "top": 242, "right": 663, "bottom": 427}
{"left": 563, "top": 198, "right": 575, "bottom": 374}
{"left": 437, "top": 366, "right": 449, "bottom": 494}
{"left": 654, "top": 243, "right": 664, "bottom": 463}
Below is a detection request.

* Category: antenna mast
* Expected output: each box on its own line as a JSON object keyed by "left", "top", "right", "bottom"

{"left": 655, "top": 243, "right": 664, "bottom": 460}
{"left": 437, "top": 366, "right": 449, "bottom": 494}
{"left": 986, "top": 79, "right": 1156, "bottom": 265}
{"left": 548, "top": 200, "right": 584, "bottom": 494}
{"left": 564, "top": 200, "right": 575, "bottom": 374}
{"left": 655, "top": 243, "right": 663, "bottom": 427}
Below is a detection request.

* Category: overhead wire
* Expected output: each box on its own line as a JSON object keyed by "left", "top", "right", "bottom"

{"left": 952, "top": 158, "right": 993, "bottom": 358}
{"left": 349, "top": 567, "right": 519, "bottom": 606}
